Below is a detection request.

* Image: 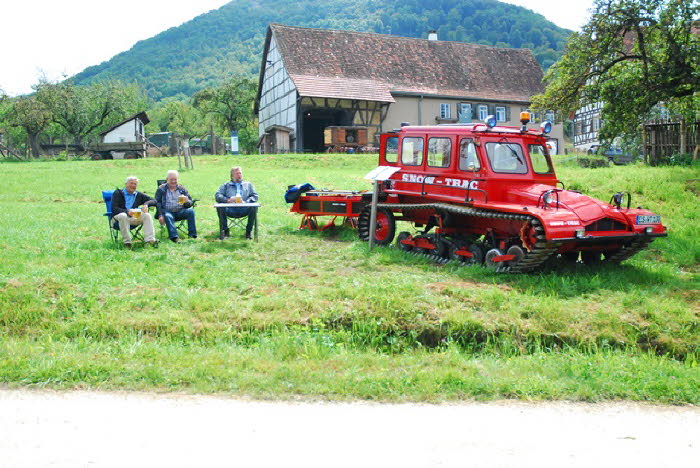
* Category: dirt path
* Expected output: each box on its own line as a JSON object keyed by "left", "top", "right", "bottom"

{"left": 0, "top": 389, "right": 697, "bottom": 467}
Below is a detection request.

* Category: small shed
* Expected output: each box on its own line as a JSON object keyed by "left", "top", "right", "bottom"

{"left": 101, "top": 112, "right": 149, "bottom": 143}
{"left": 259, "top": 125, "right": 293, "bottom": 154}
{"left": 92, "top": 111, "right": 150, "bottom": 159}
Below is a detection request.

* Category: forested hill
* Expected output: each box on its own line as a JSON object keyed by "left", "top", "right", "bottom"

{"left": 72, "top": 0, "right": 571, "bottom": 100}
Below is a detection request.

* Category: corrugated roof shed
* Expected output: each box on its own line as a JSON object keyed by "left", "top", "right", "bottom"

{"left": 266, "top": 24, "right": 544, "bottom": 104}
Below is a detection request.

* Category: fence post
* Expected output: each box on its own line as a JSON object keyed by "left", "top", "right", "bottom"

{"left": 680, "top": 119, "right": 687, "bottom": 155}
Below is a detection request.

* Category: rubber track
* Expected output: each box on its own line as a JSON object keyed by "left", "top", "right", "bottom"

{"left": 377, "top": 202, "right": 557, "bottom": 273}
{"left": 604, "top": 237, "right": 653, "bottom": 264}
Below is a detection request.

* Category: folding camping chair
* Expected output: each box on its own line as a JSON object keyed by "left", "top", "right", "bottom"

{"left": 102, "top": 189, "right": 143, "bottom": 247}
{"left": 215, "top": 204, "right": 259, "bottom": 241}
{"left": 155, "top": 179, "right": 199, "bottom": 240}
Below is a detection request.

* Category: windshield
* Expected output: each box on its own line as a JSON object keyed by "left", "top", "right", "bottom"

{"left": 485, "top": 142, "right": 527, "bottom": 174}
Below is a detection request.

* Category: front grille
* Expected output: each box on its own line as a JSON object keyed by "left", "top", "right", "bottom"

{"left": 585, "top": 218, "right": 628, "bottom": 232}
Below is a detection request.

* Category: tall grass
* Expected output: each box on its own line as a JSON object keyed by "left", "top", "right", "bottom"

{"left": 0, "top": 155, "right": 698, "bottom": 402}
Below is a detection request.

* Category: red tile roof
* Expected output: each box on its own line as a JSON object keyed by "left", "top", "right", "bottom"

{"left": 269, "top": 24, "right": 544, "bottom": 104}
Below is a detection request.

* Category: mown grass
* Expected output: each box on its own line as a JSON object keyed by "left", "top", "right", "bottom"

{"left": 0, "top": 155, "right": 698, "bottom": 403}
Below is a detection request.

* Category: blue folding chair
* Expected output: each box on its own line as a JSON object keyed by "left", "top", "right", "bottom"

{"left": 102, "top": 190, "right": 142, "bottom": 246}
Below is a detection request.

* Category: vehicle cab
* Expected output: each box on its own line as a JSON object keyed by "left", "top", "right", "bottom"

{"left": 378, "top": 113, "right": 559, "bottom": 209}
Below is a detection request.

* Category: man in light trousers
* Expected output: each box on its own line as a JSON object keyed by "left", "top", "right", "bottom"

{"left": 110, "top": 176, "right": 158, "bottom": 248}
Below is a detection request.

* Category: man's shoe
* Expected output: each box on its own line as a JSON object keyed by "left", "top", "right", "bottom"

{"left": 170, "top": 237, "right": 180, "bottom": 243}
{"left": 245, "top": 234, "right": 253, "bottom": 240}
{"left": 147, "top": 240, "right": 159, "bottom": 248}
{"left": 190, "top": 235, "right": 197, "bottom": 239}
{"left": 124, "top": 243, "right": 133, "bottom": 250}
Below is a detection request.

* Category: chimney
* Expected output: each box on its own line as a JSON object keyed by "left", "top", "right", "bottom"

{"left": 428, "top": 30, "right": 438, "bottom": 41}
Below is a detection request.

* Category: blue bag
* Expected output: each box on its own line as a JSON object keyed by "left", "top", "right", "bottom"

{"left": 285, "top": 183, "right": 315, "bottom": 203}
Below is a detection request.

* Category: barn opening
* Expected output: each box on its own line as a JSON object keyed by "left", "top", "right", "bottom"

{"left": 302, "top": 108, "right": 353, "bottom": 152}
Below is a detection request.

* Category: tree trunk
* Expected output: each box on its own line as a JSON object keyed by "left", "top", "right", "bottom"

{"left": 28, "top": 132, "right": 43, "bottom": 158}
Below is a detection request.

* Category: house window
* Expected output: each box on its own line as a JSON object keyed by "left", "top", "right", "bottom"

{"left": 545, "top": 111, "right": 555, "bottom": 122}
{"left": 459, "top": 103, "right": 472, "bottom": 122}
{"left": 593, "top": 118, "right": 600, "bottom": 131}
{"left": 439, "top": 103, "right": 451, "bottom": 120}
{"left": 427, "top": 137, "right": 451, "bottom": 168}
{"left": 496, "top": 106, "right": 506, "bottom": 122}
{"left": 478, "top": 105, "right": 488, "bottom": 121}
{"left": 401, "top": 137, "right": 424, "bottom": 166}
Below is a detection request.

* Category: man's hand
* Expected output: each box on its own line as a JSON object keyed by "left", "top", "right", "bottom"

{"left": 227, "top": 196, "right": 236, "bottom": 203}
{"left": 159, "top": 216, "right": 165, "bottom": 226}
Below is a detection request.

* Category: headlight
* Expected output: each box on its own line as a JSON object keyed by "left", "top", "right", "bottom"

{"left": 645, "top": 227, "right": 654, "bottom": 234}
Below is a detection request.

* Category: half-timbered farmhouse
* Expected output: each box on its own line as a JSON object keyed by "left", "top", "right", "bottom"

{"left": 255, "top": 24, "right": 562, "bottom": 153}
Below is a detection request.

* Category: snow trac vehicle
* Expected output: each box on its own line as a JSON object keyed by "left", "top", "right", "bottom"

{"left": 291, "top": 114, "right": 667, "bottom": 272}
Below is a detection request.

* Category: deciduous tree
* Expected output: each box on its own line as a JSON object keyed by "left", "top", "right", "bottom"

{"left": 6, "top": 96, "right": 51, "bottom": 157}
{"left": 531, "top": 0, "right": 699, "bottom": 141}
{"left": 35, "top": 80, "right": 148, "bottom": 148}
{"left": 192, "top": 76, "right": 257, "bottom": 134}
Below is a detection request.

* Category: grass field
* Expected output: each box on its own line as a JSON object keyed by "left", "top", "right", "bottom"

{"left": 0, "top": 154, "right": 698, "bottom": 403}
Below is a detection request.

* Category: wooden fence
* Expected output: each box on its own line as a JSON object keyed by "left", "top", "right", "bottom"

{"left": 643, "top": 120, "right": 700, "bottom": 165}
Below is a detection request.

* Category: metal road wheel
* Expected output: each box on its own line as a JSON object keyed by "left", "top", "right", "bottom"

{"left": 449, "top": 243, "right": 468, "bottom": 262}
{"left": 426, "top": 234, "right": 447, "bottom": 257}
{"left": 358, "top": 206, "right": 395, "bottom": 245}
{"left": 484, "top": 248, "right": 505, "bottom": 269}
{"left": 467, "top": 244, "right": 486, "bottom": 265}
{"left": 450, "top": 243, "right": 484, "bottom": 264}
{"left": 506, "top": 245, "right": 525, "bottom": 267}
{"left": 396, "top": 231, "right": 413, "bottom": 251}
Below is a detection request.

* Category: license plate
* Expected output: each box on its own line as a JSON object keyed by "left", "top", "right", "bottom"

{"left": 636, "top": 215, "right": 660, "bottom": 225}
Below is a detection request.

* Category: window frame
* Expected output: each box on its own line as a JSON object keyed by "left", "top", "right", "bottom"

{"left": 485, "top": 141, "right": 528, "bottom": 174}
{"left": 458, "top": 138, "right": 481, "bottom": 172}
{"left": 427, "top": 137, "right": 452, "bottom": 168}
{"left": 528, "top": 144, "right": 554, "bottom": 174}
{"left": 384, "top": 136, "right": 399, "bottom": 163}
{"left": 400, "top": 136, "right": 425, "bottom": 166}
{"left": 439, "top": 103, "right": 451, "bottom": 120}
{"left": 495, "top": 106, "right": 506, "bottom": 122}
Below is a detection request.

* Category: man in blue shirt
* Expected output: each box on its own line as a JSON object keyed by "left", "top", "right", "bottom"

{"left": 215, "top": 166, "right": 258, "bottom": 240}
{"left": 111, "top": 176, "right": 158, "bottom": 248}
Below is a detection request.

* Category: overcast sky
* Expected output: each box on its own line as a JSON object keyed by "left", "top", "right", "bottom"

{"left": 0, "top": 0, "right": 594, "bottom": 97}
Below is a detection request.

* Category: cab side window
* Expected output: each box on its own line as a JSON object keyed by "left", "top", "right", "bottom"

{"left": 401, "top": 137, "right": 424, "bottom": 166}
{"left": 528, "top": 144, "right": 553, "bottom": 173}
{"left": 459, "top": 138, "right": 480, "bottom": 171}
{"left": 385, "top": 137, "right": 399, "bottom": 163}
{"left": 427, "top": 137, "right": 451, "bottom": 168}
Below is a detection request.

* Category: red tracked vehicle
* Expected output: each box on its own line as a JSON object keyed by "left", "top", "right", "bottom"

{"left": 292, "top": 114, "right": 667, "bottom": 272}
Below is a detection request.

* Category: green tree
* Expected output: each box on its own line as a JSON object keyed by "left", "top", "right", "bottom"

{"left": 192, "top": 76, "right": 257, "bottom": 134}
{"left": 35, "top": 80, "right": 148, "bottom": 147}
{"left": 6, "top": 96, "right": 51, "bottom": 157}
{"left": 532, "top": 0, "right": 699, "bottom": 141}
{"left": 159, "top": 100, "right": 207, "bottom": 138}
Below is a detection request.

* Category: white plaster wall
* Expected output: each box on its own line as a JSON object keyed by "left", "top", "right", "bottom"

{"left": 103, "top": 119, "right": 144, "bottom": 143}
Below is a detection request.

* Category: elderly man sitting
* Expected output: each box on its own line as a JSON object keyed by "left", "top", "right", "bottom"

{"left": 215, "top": 166, "right": 258, "bottom": 240}
{"left": 111, "top": 176, "right": 158, "bottom": 249}
{"left": 155, "top": 170, "right": 197, "bottom": 243}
